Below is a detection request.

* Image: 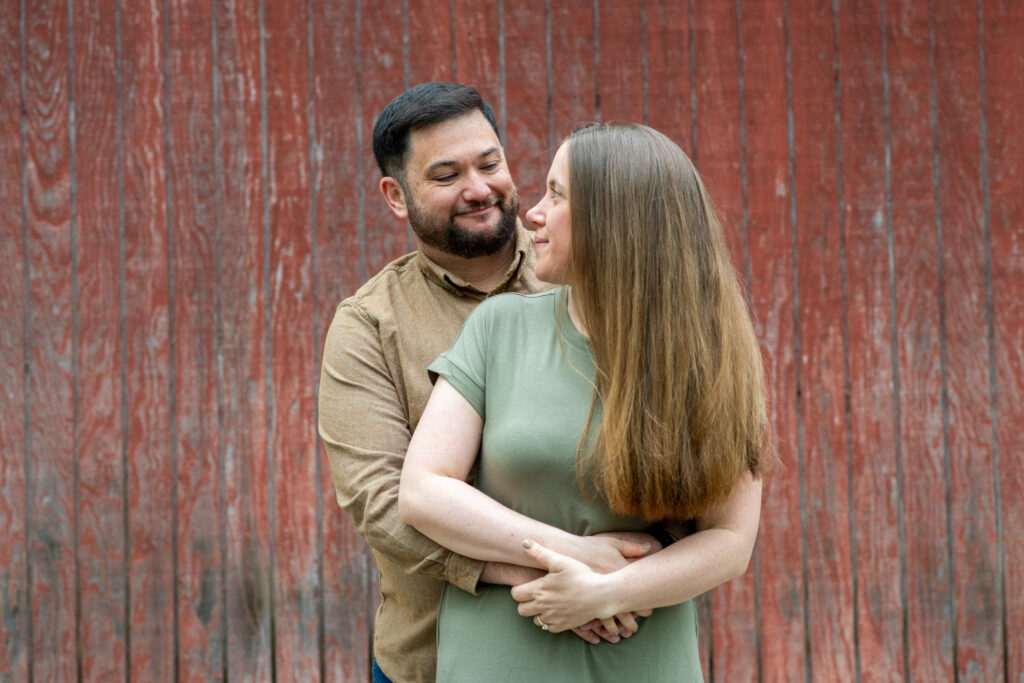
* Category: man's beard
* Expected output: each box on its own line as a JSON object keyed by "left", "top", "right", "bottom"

{"left": 407, "top": 188, "right": 520, "bottom": 259}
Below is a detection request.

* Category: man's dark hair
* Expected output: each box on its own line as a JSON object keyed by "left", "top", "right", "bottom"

{"left": 372, "top": 82, "right": 499, "bottom": 180}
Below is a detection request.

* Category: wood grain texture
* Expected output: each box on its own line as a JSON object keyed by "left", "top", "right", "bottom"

{"left": 837, "top": 1, "right": 905, "bottom": 680}
{"left": 22, "top": 0, "right": 76, "bottom": 679}
{"left": 646, "top": 0, "right": 691, "bottom": 154}
{"left": 73, "top": 0, "right": 127, "bottom": 680}
{"left": 213, "top": 0, "right": 273, "bottom": 678}
{"left": 4, "top": 2, "right": 1023, "bottom": 680}
{"left": 549, "top": 0, "right": 597, "bottom": 139}
{"left": 452, "top": 0, "right": 500, "bottom": 116}
{"left": 692, "top": 2, "right": 757, "bottom": 680}
{"left": 309, "top": 0, "right": 371, "bottom": 679}
{"left": 120, "top": 0, "right": 175, "bottom": 679}
{"left": 407, "top": 0, "right": 454, "bottom": 86}
{"left": 501, "top": 0, "right": 550, "bottom": 213}
{"left": 984, "top": 2, "right": 1024, "bottom": 679}
{"left": 595, "top": 0, "right": 644, "bottom": 125}
{"left": 165, "top": 1, "right": 223, "bottom": 680}
{"left": 790, "top": 1, "right": 857, "bottom": 680}
{"left": 887, "top": 0, "right": 953, "bottom": 679}
{"left": 359, "top": 0, "right": 407, "bottom": 276}
{"left": 0, "top": 1, "right": 28, "bottom": 680}
{"left": 263, "top": 0, "right": 320, "bottom": 678}
{"left": 932, "top": 2, "right": 1003, "bottom": 679}
{"left": 739, "top": 1, "right": 807, "bottom": 681}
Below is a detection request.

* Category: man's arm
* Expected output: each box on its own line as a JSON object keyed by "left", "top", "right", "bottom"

{"left": 319, "top": 302, "right": 485, "bottom": 593}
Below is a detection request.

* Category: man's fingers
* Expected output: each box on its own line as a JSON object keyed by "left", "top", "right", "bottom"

{"left": 615, "top": 612, "right": 639, "bottom": 636}
{"left": 509, "top": 579, "right": 537, "bottom": 604}
{"left": 571, "top": 626, "right": 601, "bottom": 644}
{"left": 617, "top": 540, "right": 653, "bottom": 558}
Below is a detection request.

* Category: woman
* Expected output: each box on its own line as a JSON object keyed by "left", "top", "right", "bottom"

{"left": 400, "top": 124, "right": 776, "bottom": 681}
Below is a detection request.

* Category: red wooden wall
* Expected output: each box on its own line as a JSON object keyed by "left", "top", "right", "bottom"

{"left": 1, "top": 0, "right": 1021, "bottom": 681}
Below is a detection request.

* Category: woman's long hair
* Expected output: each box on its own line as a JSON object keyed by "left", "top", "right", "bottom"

{"left": 566, "top": 124, "right": 776, "bottom": 521}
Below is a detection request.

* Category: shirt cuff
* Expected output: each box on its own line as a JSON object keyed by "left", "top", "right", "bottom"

{"left": 445, "top": 552, "right": 487, "bottom": 596}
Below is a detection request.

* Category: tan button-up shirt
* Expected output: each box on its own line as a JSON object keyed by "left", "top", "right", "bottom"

{"left": 319, "top": 225, "right": 546, "bottom": 682}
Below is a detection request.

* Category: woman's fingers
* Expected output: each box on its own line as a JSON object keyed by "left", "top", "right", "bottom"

{"left": 521, "top": 539, "right": 572, "bottom": 572}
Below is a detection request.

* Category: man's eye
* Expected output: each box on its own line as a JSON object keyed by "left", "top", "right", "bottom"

{"left": 482, "top": 161, "right": 500, "bottom": 171}
{"left": 435, "top": 174, "right": 457, "bottom": 182}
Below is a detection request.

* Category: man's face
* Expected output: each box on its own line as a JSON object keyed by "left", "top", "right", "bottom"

{"left": 389, "top": 111, "right": 519, "bottom": 259}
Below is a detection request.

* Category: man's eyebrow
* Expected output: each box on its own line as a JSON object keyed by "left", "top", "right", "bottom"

{"left": 424, "top": 147, "right": 501, "bottom": 175}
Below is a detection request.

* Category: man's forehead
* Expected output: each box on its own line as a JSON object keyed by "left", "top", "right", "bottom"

{"left": 406, "top": 112, "right": 500, "bottom": 169}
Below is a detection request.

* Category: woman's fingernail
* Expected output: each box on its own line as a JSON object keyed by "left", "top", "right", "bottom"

{"left": 522, "top": 540, "right": 533, "bottom": 549}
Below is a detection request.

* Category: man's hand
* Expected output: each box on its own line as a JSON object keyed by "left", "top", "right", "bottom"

{"left": 570, "top": 530, "right": 661, "bottom": 574}
{"left": 569, "top": 610, "right": 654, "bottom": 644}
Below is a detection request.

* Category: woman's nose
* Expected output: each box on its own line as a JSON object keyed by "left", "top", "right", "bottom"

{"left": 525, "top": 201, "right": 544, "bottom": 229}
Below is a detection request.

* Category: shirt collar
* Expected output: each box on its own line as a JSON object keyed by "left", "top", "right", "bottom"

{"left": 415, "top": 221, "right": 533, "bottom": 298}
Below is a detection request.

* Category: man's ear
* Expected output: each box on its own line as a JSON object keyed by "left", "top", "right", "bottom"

{"left": 380, "top": 176, "right": 409, "bottom": 220}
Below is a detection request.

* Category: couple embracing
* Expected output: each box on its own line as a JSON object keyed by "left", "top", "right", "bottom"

{"left": 319, "top": 82, "right": 776, "bottom": 683}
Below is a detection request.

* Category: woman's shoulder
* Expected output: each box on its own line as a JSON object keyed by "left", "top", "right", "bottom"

{"left": 477, "top": 288, "right": 561, "bottom": 315}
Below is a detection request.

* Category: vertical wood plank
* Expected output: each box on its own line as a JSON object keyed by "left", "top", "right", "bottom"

{"left": 73, "top": 0, "right": 128, "bottom": 680}
{"left": 985, "top": 2, "right": 1024, "bottom": 678}
{"left": 407, "top": 0, "right": 454, "bottom": 85}
{"left": 887, "top": 0, "right": 953, "bottom": 679}
{"left": 360, "top": 0, "right": 407, "bottom": 276}
{"left": 213, "top": 0, "right": 273, "bottom": 678}
{"left": 594, "top": 0, "right": 644, "bottom": 124}
{"left": 838, "top": 1, "right": 905, "bottom": 680}
{"left": 310, "top": 0, "right": 371, "bottom": 680}
{"left": 932, "top": 1, "right": 1003, "bottom": 679}
{"left": 789, "top": 1, "right": 856, "bottom": 680}
{"left": 165, "top": 0, "right": 223, "bottom": 680}
{"left": 121, "top": 0, "right": 175, "bottom": 679}
{"left": 452, "top": 0, "right": 500, "bottom": 111}
{"left": 550, "top": 0, "right": 597, "bottom": 139}
{"left": 739, "top": 1, "right": 806, "bottom": 681}
{"left": 263, "top": 0, "right": 320, "bottom": 678}
{"left": 0, "top": 0, "right": 28, "bottom": 679}
{"left": 22, "top": 0, "right": 76, "bottom": 679}
{"left": 647, "top": 0, "right": 691, "bottom": 151}
{"left": 502, "top": 0, "right": 550, "bottom": 211}
{"left": 692, "top": 2, "right": 757, "bottom": 680}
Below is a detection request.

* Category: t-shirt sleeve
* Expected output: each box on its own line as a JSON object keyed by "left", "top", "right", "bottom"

{"left": 428, "top": 301, "right": 494, "bottom": 418}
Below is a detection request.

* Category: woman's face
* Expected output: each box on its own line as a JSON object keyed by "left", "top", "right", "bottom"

{"left": 526, "top": 143, "right": 572, "bottom": 284}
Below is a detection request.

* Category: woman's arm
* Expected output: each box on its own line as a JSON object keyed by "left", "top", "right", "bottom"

{"left": 399, "top": 378, "right": 650, "bottom": 573}
{"left": 510, "top": 472, "right": 763, "bottom": 632}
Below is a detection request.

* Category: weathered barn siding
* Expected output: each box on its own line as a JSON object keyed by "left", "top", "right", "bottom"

{"left": 1, "top": 0, "right": 1021, "bottom": 681}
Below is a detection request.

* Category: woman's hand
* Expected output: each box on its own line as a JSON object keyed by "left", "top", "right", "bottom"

{"left": 511, "top": 540, "right": 623, "bottom": 633}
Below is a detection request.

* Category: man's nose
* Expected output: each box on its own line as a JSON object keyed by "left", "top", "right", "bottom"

{"left": 461, "top": 171, "right": 492, "bottom": 202}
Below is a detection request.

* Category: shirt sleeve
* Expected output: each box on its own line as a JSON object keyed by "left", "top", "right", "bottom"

{"left": 318, "top": 300, "right": 485, "bottom": 594}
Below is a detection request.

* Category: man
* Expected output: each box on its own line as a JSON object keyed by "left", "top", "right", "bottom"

{"left": 319, "top": 83, "right": 654, "bottom": 683}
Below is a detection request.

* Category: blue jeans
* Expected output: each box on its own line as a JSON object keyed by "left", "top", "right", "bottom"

{"left": 372, "top": 660, "right": 393, "bottom": 683}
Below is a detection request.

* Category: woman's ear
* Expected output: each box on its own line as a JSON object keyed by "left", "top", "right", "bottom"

{"left": 380, "top": 176, "right": 409, "bottom": 220}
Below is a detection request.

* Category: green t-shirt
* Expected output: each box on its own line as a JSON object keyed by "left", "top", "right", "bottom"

{"left": 428, "top": 288, "right": 702, "bottom": 682}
